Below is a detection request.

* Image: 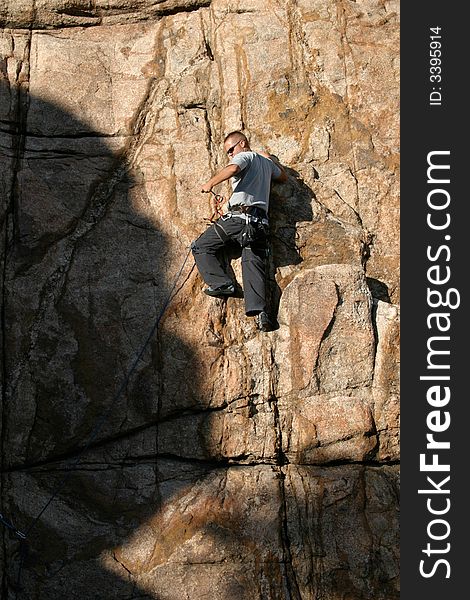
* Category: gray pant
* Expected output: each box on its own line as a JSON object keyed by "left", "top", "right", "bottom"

{"left": 191, "top": 215, "right": 268, "bottom": 315}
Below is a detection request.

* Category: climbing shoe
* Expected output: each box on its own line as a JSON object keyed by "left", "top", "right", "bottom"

{"left": 256, "top": 311, "right": 273, "bottom": 332}
{"left": 204, "top": 283, "right": 236, "bottom": 297}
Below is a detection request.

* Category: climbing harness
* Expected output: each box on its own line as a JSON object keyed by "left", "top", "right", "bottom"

{"left": 227, "top": 208, "right": 269, "bottom": 248}
{"left": 209, "top": 201, "right": 269, "bottom": 249}
{"left": 3, "top": 246, "right": 194, "bottom": 598}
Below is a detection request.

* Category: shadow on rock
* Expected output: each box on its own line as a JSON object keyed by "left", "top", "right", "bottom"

{"left": 267, "top": 161, "right": 315, "bottom": 326}
{"left": 0, "top": 78, "right": 195, "bottom": 599}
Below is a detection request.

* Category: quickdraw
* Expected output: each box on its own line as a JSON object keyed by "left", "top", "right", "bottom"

{"left": 209, "top": 190, "right": 225, "bottom": 222}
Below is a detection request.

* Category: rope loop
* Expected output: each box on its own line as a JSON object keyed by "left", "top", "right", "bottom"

{"left": 209, "top": 190, "right": 225, "bottom": 221}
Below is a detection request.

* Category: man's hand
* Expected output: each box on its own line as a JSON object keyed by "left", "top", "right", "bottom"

{"left": 201, "top": 182, "right": 213, "bottom": 193}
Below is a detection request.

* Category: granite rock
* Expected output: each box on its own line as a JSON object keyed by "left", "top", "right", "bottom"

{"left": 0, "top": 1, "right": 399, "bottom": 597}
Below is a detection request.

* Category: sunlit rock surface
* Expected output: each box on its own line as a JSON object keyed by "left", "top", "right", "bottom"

{"left": 1, "top": 1, "right": 399, "bottom": 597}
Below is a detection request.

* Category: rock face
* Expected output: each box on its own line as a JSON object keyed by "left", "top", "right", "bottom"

{"left": 0, "top": 1, "right": 399, "bottom": 598}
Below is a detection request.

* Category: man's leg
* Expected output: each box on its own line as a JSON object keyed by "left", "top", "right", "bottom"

{"left": 241, "top": 241, "right": 268, "bottom": 315}
{"left": 191, "top": 218, "right": 244, "bottom": 289}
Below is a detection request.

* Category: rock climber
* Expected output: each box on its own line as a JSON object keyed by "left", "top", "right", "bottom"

{"left": 191, "top": 130, "right": 287, "bottom": 332}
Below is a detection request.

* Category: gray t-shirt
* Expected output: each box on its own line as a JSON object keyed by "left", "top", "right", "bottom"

{"left": 228, "top": 151, "right": 281, "bottom": 211}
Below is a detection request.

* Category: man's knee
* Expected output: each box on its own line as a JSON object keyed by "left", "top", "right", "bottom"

{"left": 191, "top": 225, "right": 226, "bottom": 255}
{"left": 191, "top": 233, "right": 210, "bottom": 255}
{"left": 191, "top": 239, "right": 214, "bottom": 256}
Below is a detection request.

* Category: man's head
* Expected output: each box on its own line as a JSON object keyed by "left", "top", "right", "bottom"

{"left": 224, "top": 131, "right": 250, "bottom": 158}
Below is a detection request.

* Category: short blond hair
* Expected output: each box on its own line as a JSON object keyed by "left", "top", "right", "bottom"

{"left": 224, "top": 130, "right": 248, "bottom": 144}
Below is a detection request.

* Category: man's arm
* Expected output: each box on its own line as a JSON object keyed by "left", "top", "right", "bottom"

{"left": 273, "top": 164, "right": 288, "bottom": 183}
{"left": 258, "top": 150, "right": 288, "bottom": 182}
{"left": 201, "top": 164, "right": 240, "bottom": 193}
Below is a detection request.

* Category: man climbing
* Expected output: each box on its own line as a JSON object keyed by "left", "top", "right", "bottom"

{"left": 191, "top": 131, "right": 287, "bottom": 331}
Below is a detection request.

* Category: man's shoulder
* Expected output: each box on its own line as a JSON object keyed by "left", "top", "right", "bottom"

{"left": 231, "top": 151, "right": 274, "bottom": 172}
{"left": 237, "top": 151, "right": 256, "bottom": 160}
{"left": 230, "top": 151, "right": 255, "bottom": 169}
{"left": 238, "top": 151, "right": 270, "bottom": 165}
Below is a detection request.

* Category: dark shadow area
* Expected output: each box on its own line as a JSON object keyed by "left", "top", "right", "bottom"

{"left": 268, "top": 161, "right": 315, "bottom": 326}
{"left": 0, "top": 78, "right": 189, "bottom": 599}
{"left": 366, "top": 277, "right": 391, "bottom": 303}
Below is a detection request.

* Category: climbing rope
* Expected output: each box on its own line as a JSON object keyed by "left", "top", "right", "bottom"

{"left": 0, "top": 513, "right": 26, "bottom": 541}
{"left": 1, "top": 489, "right": 28, "bottom": 598}
{"left": 3, "top": 246, "right": 194, "bottom": 598}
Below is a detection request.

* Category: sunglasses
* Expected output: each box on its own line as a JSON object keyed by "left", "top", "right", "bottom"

{"left": 227, "top": 140, "right": 242, "bottom": 155}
